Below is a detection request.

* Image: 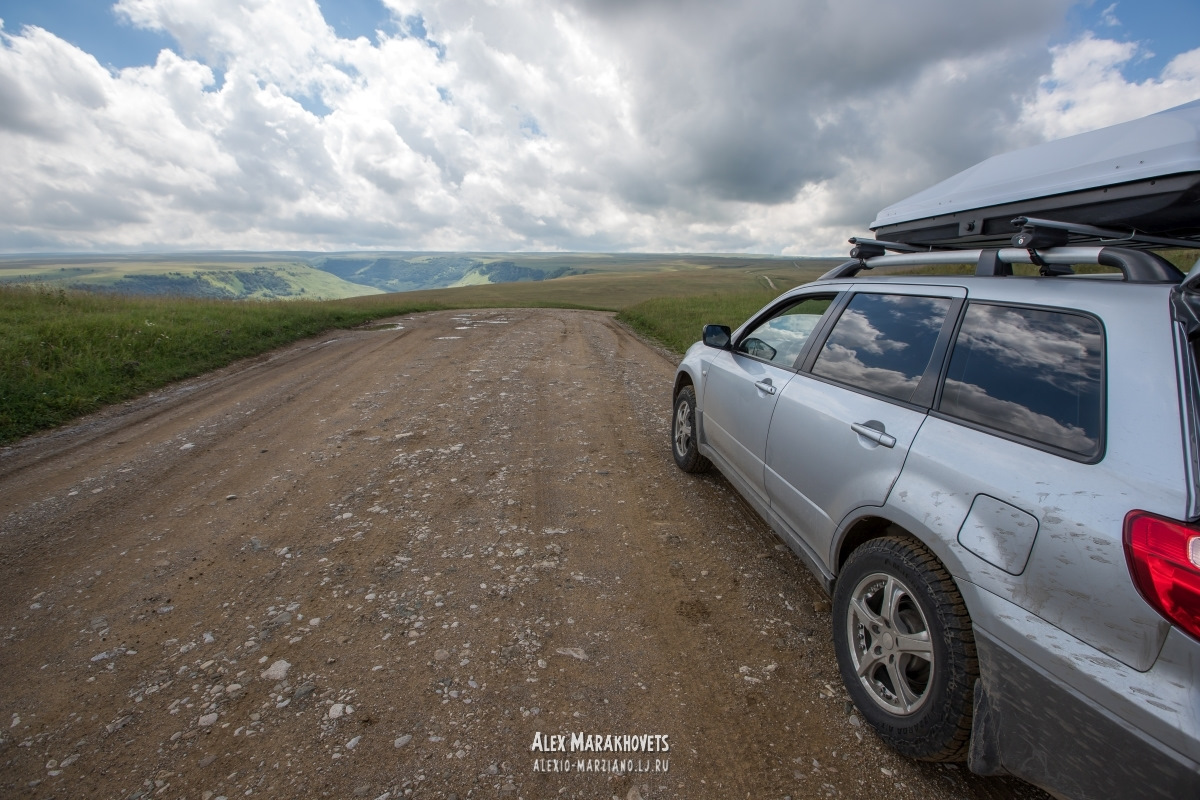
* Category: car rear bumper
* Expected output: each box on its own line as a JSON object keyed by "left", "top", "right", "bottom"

{"left": 963, "top": 583, "right": 1200, "bottom": 799}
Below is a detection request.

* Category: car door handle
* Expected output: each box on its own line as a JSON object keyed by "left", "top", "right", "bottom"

{"left": 851, "top": 422, "right": 896, "bottom": 448}
{"left": 754, "top": 379, "right": 777, "bottom": 395}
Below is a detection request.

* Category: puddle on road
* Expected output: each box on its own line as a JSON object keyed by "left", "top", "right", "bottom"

{"left": 450, "top": 313, "right": 512, "bottom": 331}
{"left": 362, "top": 315, "right": 510, "bottom": 334}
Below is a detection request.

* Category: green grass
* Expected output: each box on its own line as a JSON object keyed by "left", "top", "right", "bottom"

{"left": 616, "top": 291, "right": 781, "bottom": 354}
{"left": 0, "top": 287, "right": 450, "bottom": 444}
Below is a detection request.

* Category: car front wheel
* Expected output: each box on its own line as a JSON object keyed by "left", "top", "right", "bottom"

{"left": 832, "top": 536, "right": 977, "bottom": 761}
{"left": 671, "top": 385, "right": 711, "bottom": 474}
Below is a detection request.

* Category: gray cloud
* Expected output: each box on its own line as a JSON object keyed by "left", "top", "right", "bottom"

{"left": 567, "top": 0, "right": 1070, "bottom": 209}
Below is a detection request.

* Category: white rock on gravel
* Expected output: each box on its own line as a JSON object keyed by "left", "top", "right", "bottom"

{"left": 260, "top": 660, "right": 291, "bottom": 681}
{"left": 555, "top": 647, "right": 588, "bottom": 660}
{"left": 394, "top": 734, "right": 412, "bottom": 749}
{"left": 198, "top": 713, "right": 218, "bottom": 727}
{"left": 328, "top": 703, "right": 345, "bottom": 720}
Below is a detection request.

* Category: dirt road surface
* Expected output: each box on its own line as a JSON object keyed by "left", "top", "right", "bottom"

{"left": 0, "top": 309, "right": 1047, "bottom": 800}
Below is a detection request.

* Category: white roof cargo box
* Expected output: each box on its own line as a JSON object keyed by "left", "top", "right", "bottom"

{"left": 871, "top": 99, "right": 1200, "bottom": 249}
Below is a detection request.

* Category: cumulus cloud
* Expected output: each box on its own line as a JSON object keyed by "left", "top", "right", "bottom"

{"left": 1020, "top": 34, "right": 1200, "bottom": 140}
{"left": 0, "top": 0, "right": 1194, "bottom": 253}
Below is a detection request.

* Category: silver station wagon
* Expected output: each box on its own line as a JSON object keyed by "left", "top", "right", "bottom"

{"left": 671, "top": 100, "right": 1200, "bottom": 799}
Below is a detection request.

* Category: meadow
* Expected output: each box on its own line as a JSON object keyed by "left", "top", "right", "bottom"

{"left": 0, "top": 257, "right": 835, "bottom": 444}
{"left": 0, "top": 251, "right": 830, "bottom": 298}
{"left": 4, "top": 248, "right": 1195, "bottom": 445}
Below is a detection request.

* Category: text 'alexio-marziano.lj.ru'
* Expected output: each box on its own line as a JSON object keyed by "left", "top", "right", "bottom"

{"left": 530, "top": 732, "right": 672, "bottom": 773}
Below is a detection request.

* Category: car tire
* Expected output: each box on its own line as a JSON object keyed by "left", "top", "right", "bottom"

{"left": 832, "top": 536, "right": 977, "bottom": 761}
{"left": 671, "top": 385, "right": 711, "bottom": 474}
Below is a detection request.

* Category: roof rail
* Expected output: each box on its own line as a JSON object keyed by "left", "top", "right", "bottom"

{"left": 819, "top": 245, "right": 1185, "bottom": 283}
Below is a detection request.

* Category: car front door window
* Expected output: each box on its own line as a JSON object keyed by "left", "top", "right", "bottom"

{"left": 736, "top": 298, "right": 832, "bottom": 369}
{"left": 699, "top": 296, "right": 836, "bottom": 498}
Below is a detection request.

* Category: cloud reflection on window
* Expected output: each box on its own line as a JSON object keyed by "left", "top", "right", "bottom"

{"left": 813, "top": 294, "right": 951, "bottom": 403}
{"left": 738, "top": 299, "right": 829, "bottom": 367}
{"left": 940, "top": 304, "right": 1102, "bottom": 457}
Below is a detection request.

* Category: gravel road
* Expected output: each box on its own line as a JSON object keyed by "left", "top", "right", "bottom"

{"left": 0, "top": 308, "right": 1047, "bottom": 800}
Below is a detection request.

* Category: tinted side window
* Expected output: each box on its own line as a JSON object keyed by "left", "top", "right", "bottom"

{"left": 736, "top": 297, "right": 832, "bottom": 369}
{"left": 811, "top": 293, "right": 952, "bottom": 403}
{"left": 939, "top": 303, "right": 1103, "bottom": 458}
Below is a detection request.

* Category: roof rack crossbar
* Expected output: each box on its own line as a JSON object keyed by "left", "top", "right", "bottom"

{"left": 1013, "top": 216, "right": 1200, "bottom": 250}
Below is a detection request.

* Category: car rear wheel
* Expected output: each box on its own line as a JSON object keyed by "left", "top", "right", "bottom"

{"left": 833, "top": 536, "right": 977, "bottom": 761}
{"left": 672, "top": 386, "right": 711, "bottom": 474}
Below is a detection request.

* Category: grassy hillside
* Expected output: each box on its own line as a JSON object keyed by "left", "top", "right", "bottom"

{"left": 0, "top": 256, "right": 384, "bottom": 300}
{"left": 0, "top": 252, "right": 834, "bottom": 299}
{"left": 354, "top": 257, "right": 837, "bottom": 310}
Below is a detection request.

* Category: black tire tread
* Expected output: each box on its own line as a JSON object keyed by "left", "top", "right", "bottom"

{"left": 671, "top": 386, "right": 711, "bottom": 474}
{"left": 834, "top": 535, "right": 978, "bottom": 762}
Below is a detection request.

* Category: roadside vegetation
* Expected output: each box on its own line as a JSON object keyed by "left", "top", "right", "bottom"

{"left": 614, "top": 291, "right": 781, "bottom": 354}
{"left": 0, "top": 288, "right": 452, "bottom": 444}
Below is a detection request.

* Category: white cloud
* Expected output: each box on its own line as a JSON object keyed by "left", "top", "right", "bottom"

{"left": 1021, "top": 34, "right": 1200, "bottom": 140}
{"left": 0, "top": 0, "right": 1195, "bottom": 254}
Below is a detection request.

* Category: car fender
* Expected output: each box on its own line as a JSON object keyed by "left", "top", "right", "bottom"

{"left": 674, "top": 344, "right": 720, "bottom": 437}
{"left": 829, "top": 503, "right": 975, "bottom": 602}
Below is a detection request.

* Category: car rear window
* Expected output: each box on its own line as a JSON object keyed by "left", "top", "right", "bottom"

{"left": 939, "top": 303, "right": 1104, "bottom": 458}
{"left": 811, "top": 293, "right": 952, "bottom": 403}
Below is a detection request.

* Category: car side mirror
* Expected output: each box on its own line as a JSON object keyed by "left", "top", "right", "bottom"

{"left": 703, "top": 324, "right": 732, "bottom": 349}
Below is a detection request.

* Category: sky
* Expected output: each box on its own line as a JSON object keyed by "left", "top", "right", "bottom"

{"left": 0, "top": 0, "right": 1198, "bottom": 255}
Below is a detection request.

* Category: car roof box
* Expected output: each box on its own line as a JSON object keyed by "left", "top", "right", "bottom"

{"left": 871, "top": 99, "right": 1200, "bottom": 249}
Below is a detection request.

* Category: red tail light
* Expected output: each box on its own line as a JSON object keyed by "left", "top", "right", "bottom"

{"left": 1124, "top": 511, "right": 1200, "bottom": 642}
